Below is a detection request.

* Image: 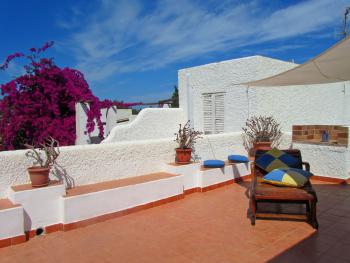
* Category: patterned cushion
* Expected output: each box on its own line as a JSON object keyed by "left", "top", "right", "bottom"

{"left": 263, "top": 168, "right": 313, "bottom": 188}
{"left": 228, "top": 155, "right": 249, "bottom": 163}
{"left": 203, "top": 160, "right": 225, "bottom": 168}
{"left": 255, "top": 148, "right": 300, "bottom": 172}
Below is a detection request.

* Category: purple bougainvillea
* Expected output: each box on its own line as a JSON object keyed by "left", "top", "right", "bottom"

{"left": 0, "top": 42, "right": 142, "bottom": 150}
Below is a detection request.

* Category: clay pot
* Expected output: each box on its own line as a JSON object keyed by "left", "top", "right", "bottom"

{"left": 250, "top": 141, "right": 272, "bottom": 158}
{"left": 27, "top": 167, "right": 50, "bottom": 187}
{"left": 175, "top": 148, "right": 192, "bottom": 164}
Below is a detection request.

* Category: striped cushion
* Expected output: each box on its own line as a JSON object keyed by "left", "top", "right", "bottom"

{"left": 263, "top": 168, "right": 313, "bottom": 188}
{"left": 255, "top": 148, "right": 300, "bottom": 172}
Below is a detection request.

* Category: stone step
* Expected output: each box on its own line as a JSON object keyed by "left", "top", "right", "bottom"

{"left": 65, "top": 172, "right": 180, "bottom": 197}
{"left": 0, "top": 199, "right": 24, "bottom": 247}
{"left": 62, "top": 172, "right": 184, "bottom": 227}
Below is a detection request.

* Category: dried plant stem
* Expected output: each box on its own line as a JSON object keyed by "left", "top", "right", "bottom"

{"left": 25, "top": 137, "right": 60, "bottom": 168}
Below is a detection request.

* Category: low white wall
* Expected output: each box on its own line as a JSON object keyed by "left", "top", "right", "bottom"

{"left": 293, "top": 143, "right": 349, "bottom": 179}
{"left": 103, "top": 108, "right": 187, "bottom": 143}
{"left": 193, "top": 132, "right": 291, "bottom": 161}
{"left": 0, "top": 132, "right": 248, "bottom": 198}
{"left": 0, "top": 131, "right": 348, "bottom": 198}
{"left": 0, "top": 139, "right": 177, "bottom": 198}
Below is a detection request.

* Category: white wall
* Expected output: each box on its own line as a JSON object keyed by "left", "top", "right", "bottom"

{"left": 103, "top": 108, "right": 187, "bottom": 143}
{"left": 0, "top": 131, "right": 348, "bottom": 198}
{"left": 252, "top": 82, "right": 350, "bottom": 131}
{"left": 75, "top": 103, "right": 133, "bottom": 145}
{"left": 178, "top": 55, "right": 350, "bottom": 136}
{"left": 0, "top": 132, "right": 248, "bottom": 198}
{"left": 178, "top": 55, "right": 297, "bottom": 132}
{"left": 293, "top": 143, "right": 349, "bottom": 179}
{"left": 0, "top": 139, "right": 177, "bottom": 198}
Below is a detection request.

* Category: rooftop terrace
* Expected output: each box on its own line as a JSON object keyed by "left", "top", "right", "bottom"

{"left": 1, "top": 179, "right": 350, "bottom": 263}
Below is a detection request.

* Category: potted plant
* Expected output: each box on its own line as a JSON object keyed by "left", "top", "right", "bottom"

{"left": 174, "top": 121, "right": 202, "bottom": 164}
{"left": 242, "top": 115, "right": 282, "bottom": 157}
{"left": 25, "top": 137, "right": 60, "bottom": 187}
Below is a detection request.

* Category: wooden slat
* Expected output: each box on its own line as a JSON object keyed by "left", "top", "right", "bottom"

{"left": 256, "top": 213, "right": 308, "bottom": 221}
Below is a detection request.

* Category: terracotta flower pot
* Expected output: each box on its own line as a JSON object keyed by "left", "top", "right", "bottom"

{"left": 250, "top": 141, "right": 272, "bottom": 158}
{"left": 175, "top": 148, "right": 192, "bottom": 164}
{"left": 27, "top": 166, "right": 50, "bottom": 187}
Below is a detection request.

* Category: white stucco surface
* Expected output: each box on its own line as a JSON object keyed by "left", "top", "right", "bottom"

{"left": 177, "top": 55, "right": 350, "bottom": 182}
{"left": 0, "top": 132, "right": 250, "bottom": 198}
{"left": 103, "top": 108, "right": 187, "bottom": 143}
{"left": 293, "top": 143, "right": 349, "bottom": 179}
{"left": 178, "top": 55, "right": 297, "bottom": 132}
{"left": 0, "top": 139, "right": 177, "bottom": 198}
{"left": 164, "top": 163, "right": 201, "bottom": 190}
{"left": 75, "top": 103, "right": 133, "bottom": 145}
{"left": 62, "top": 175, "right": 184, "bottom": 224}
{"left": 253, "top": 82, "right": 350, "bottom": 131}
{"left": 0, "top": 206, "right": 23, "bottom": 239}
{"left": 178, "top": 55, "right": 350, "bottom": 135}
{"left": 200, "top": 163, "right": 250, "bottom": 188}
{"left": 8, "top": 184, "right": 65, "bottom": 231}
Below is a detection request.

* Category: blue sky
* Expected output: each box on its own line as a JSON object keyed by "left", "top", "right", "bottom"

{"left": 0, "top": 0, "right": 348, "bottom": 102}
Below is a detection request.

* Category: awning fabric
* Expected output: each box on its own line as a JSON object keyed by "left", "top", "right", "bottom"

{"left": 246, "top": 36, "right": 350, "bottom": 86}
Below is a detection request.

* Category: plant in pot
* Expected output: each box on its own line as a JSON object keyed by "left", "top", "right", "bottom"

{"left": 25, "top": 137, "right": 60, "bottom": 187}
{"left": 242, "top": 115, "right": 282, "bottom": 157}
{"left": 174, "top": 121, "right": 202, "bottom": 164}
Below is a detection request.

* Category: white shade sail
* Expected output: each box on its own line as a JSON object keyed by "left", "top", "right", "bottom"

{"left": 247, "top": 36, "right": 350, "bottom": 86}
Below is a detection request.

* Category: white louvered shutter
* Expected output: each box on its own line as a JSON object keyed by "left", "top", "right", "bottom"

{"left": 214, "top": 93, "right": 224, "bottom": 134}
{"left": 203, "top": 94, "right": 213, "bottom": 134}
{"left": 203, "top": 93, "right": 225, "bottom": 134}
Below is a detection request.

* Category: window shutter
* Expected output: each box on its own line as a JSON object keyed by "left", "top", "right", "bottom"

{"left": 203, "top": 94, "right": 213, "bottom": 134}
{"left": 214, "top": 93, "right": 224, "bottom": 134}
{"left": 203, "top": 93, "right": 225, "bottom": 134}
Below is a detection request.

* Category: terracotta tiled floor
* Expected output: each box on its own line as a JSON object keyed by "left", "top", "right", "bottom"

{"left": 1, "top": 180, "right": 350, "bottom": 263}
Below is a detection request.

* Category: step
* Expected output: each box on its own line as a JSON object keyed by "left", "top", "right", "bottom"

{"left": 200, "top": 161, "right": 251, "bottom": 188}
{"left": 0, "top": 199, "right": 24, "bottom": 243}
{"left": 8, "top": 181, "right": 66, "bottom": 232}
{"left": 62, "top": 172, "right": 184, "bottom": 225}
{"left": 164, "top": 162, "right": 201, "bottom": 191}
{"left": 65, "top": 172, "right": 180, "bottom": 197}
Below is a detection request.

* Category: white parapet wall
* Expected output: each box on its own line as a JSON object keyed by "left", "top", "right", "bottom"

{"left": 292, "top": 143, "right": 349, "bottom": 179}
{"left": 0, "top": 139, "right": 177, "bottom": 198}
{"left": 0, "top": 132, "right": 245, "bottom": 198}
{"left": 0, "top": 131, "right": 349, "bottom": 199}
{"left": 102, "top": 108, "right": 187, "bottom": 143}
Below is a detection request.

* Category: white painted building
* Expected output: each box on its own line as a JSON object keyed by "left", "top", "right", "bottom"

{"left": 178, "top": 55, "right": 350, "bottom": 134}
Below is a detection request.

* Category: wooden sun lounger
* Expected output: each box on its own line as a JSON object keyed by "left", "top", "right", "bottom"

{"left": 250, "top": 149, "right": 318, "bottom": 229}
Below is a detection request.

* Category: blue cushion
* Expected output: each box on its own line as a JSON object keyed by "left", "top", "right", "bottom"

{"left": 255, "top": 148, "right": 300, "bottom": 172}
{"left": 203, "top": 160, "right": 225, "bottom": 168}
{"left": 263, "top": 168, "right": 313, "bottom": 188}
{"left": 228, "top": 155, "right": 249, "bottom": 163}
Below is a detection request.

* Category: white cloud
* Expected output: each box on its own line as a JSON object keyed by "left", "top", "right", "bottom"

{"left": 59, "top": 0, "right": 348, "bottom": 83}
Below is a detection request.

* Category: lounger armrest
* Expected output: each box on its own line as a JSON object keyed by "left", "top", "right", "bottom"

{"left": 302, "top": 161, "right": 310, "bottom": 172}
